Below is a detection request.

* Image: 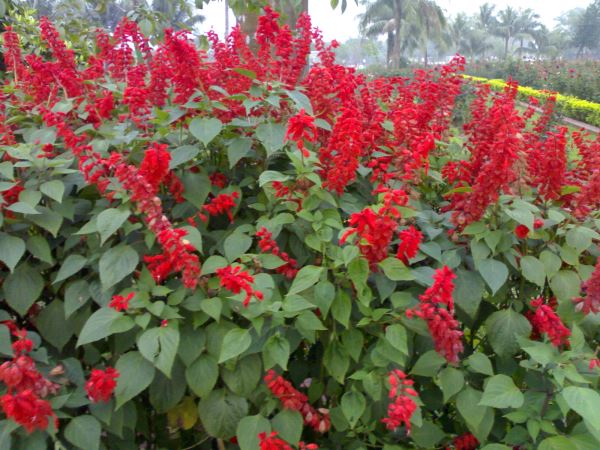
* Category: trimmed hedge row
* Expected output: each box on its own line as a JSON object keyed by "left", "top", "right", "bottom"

{"left": 464, "top": 75, "right": 600, "bottom": 128}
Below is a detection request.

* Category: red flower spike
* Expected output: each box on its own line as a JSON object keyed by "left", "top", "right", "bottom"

{"left": 453, "top": 432, "right": 479, "bottom": 450}
{"left": 216, "top": 265, "right": 264, "bottom": 307}
{"left": 382, "top": 369, "right": 418, "bottom": 434}
{"left": 0, "top": 390, "right": 56, "bottom": 433}
{"left": 85, "top": 367, "right": 119, "bottom": 403}
{"left": 140, "top": 143, "right": 171, "bottom": 193}
{"left": 256, "top": 227, "right": 298, "bottom": 279}
{"left": 109, "top": 292, "right": 135, "bottom": 312}
{"left": 406, "top": 266, "right": 463, "bottom": 364}
{"left": 528, "top": 297, "right": 570, "bottom": 347}
{"left": 573, "top": 258, "right": 600, "bottom": 315}
{"left": 396, "top": 226, "right": 423, "bottom": 265}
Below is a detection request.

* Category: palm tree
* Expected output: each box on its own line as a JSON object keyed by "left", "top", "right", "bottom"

{"left": 359, "top": 0, "right": 395, "bottom": 66}
{"left": 152, "top": 0, "right": 205, "bottom": 30}
{"left": 415, "top": 0, "right": 446, "bottom": 66}
{"left": 478, "top": 3, "right": 496, "bottom": 32}
{"left": 494, "top": 6, "right": 520, "bottom": 59}
{"left": 514, "top": 8, "right": 543, "bottom": 58}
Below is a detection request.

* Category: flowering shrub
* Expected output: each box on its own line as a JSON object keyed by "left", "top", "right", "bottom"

{"left": 0, "top": 8, "right": 599, "bottom": 450}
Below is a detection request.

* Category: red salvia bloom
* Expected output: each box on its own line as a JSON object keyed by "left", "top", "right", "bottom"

{"left": 0, "top": 390, "right": 56, "bottom": 433}
{"left": 140, "top": 143, "right": 171, "bottom": 193}
{"left": 85, "top": 367, "right": 119, "bottom": 403}
{"left": 514, "top": 224, "right": 530, "bottom": 239}
{"left": 0, "top": 355, "right": 59, "bottom": 398}
{"left": 452, "top": 432, "right": 479, "bottom": 450}
{"left": 256, "top": 227, "right": 298, "bottom": 278}
{"left": 574, "top": 258, "right": 600, "bottom": 315}
{"left": 264, "top": 370, "right": 330, "bottom": 433}
{"left": 200, "top": 192, "right": 239, "bottom": 222}
{"left": 589, "top": 359, "right": 600, "bottom": 370}
{"left": 216, "top": 265, "right": 264, "bottom": 307}
{"left": 396, "top": 226, "right": 423, "bottom": 264}
{"left": 209, "top": 172, "right": 228, "bottom": 189}
{"left": 109, "top": 292, "right": 135, "bottom": 312}
{"left": 258, "top": 432, "right": 293, "bottom": 450}
{"left": 285, "top": 108, "right": 317, "bottom": 157}
{"left": 406, "top": 266, "right": 463, "bottom": 364}
{"left": 528, "top": 297, "right": 570, "bottom": 347}
{"left": 382, "top": 369, "right": 418, "bottom": 434}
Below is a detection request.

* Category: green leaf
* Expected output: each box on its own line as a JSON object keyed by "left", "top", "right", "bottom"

{"left": 224, "top": 233, "right": 252, "bottom": 262}
{"left": 478, "top": 259, "right": 509, "bottom": 294}
{"left": 485, "top": 309, "right": 531, "bottom": 357}
{"left": 0, "top": 233, "right": 26, "bottom": 272}
{"left": 138, "top": 326, "right": 180, "bottom": 377}
{"left": 219, "top": 328, "right": 251, "bottom": 363}
{"left": 64, "top": 416, "right": 101, "bottom": 450}
{"left": 456, "top": 387, "right": 494, "bottom": 443}
{"left": 3, "top": 264, "right": 44, "bottom": 316}
{"left": 99, "top": 245, "right": 139, "bottom": 290}
{"left": 480, "top": 374, "right": 524, "bottom": 409}
{"left": 538, "top": 436, "right": 579, "bottom": 450}
{"left": 379, "top": 257, "right": 415, "bottom": 281}
{"left": 27, "top": 235, "right": 53, "bottom": 264}
{"left": 190, "top": 117, "right": 223, "bottom": 146}
{"left": 202, "top": 255, "right": 228, "bottom": 274}
{"left": 272, "top": 409, "right": 303, "bottom": 445}
{"left": 341, "top": 390, "right": 366, "bottom": 429}
{"left": 438, "top": 367, "right": 464, "bottom": 403}
{"left": 521, "top": 256, "right": 546, "bottom": 288}
{"left": 454, "top": 269, "right": 485, "bottom": 318}
{"left": 466, "top": 353, "right": 494, "bottom": 376}
{"left": 255, "top": 122, "right": 286, "bottom": 156}
{"left": 228, "top": 137, "right": 252, "bottom": 168}
{"left": 521, "top": 339, "right": 557, "bottom": 366}
{"left": 35, "top": 300, "right": 73, "bottom": 351}
{"left": 263, "top": 334, "right": 290, "bottom": 370}
{"left": 287, "top": 265, "right": 324, "bottom": 296}
{"left": 28, "top": 207, "right": 63, "bottom": 236}
{"left": 284, "top": 89, "right": 314, "bottom": 115}
{"left": 97, "top": 208, "right": 130, "bottom": 245}
{"left": 331, "top": 290, "right": 351, "bottom": 328}
{"left": 323, "top": 341, "right": 350, "bottom": 383}
{"left": 385, "top": 324, "right": 408, "bottom": 355}
{"left": 566, "top": 227, "right": 595, "bottom": 253}
{"left": 182, "top": 172, "right": 211, "bottom": 209}
{"left": 77, "top": 308, "right": 133, "bottom": 346}
{"left": 236, "top": 415, "right": 271, "bottom": 450}
{"left": 0, "top": 326, "right": 12, "bottom": 357}
{"left": 40, "top": 180, "right": 64, "bottom": 203}
{"left": 562, "top": 387, "right": 600, "bottom": 432}
{"left": 114, "top": 351, "right": 156, "bottom": 409}
{"left": 411, "top": 350, "right": 445, "bottom": 377}
{"left": 54, "top": 254, "right": 87, "bottom": 284}
{"left": 550, "top": 271, "right": 581, "bottom": 303}
{"left": 64, "top": 280, "right": 90, "bottom": 318}
{"left": 198, "top": 389, "right": 248, "bottom": 439}
{"left": 169, "top": 145, "right": 200, "bottom": 169}
{"left": 185, "top": 354, "right": 219, "bottom": 397}
{"left": 540, "top": 251, "right": 561, "bottom": 279}
{"left": 506, "top": 206, "right": 534, "bottom": 231}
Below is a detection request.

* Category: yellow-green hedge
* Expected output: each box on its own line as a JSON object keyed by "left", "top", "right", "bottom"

{"left": 464, "top": 75, "right": 600, "bottom": 128}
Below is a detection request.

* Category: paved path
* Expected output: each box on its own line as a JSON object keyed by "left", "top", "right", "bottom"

{"left": 516, "top": 100, "right": 599, "bottom": 134}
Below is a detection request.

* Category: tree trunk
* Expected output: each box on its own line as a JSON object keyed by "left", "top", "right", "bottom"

{"left": 504, "top": 36, "right": 509, "bottom": 59}
{"left": 424, "top": 45, "right": 428, "bottom": 66}
{"left": 386, "top": 31, "right": 393, "bottom": 68}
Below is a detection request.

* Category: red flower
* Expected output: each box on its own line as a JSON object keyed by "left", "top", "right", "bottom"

{"left": 140, "top": 143, "right": 171, "bottom": 193}
{"left": 407, "top": 266, "right": 463, "bottom": 364}
{"left": 285, "top": 108, "right": 317, "bottom": 157}
{"left": 0, "top": 355, "right": 59, "bottom": 398}
{"left": 109, "top": 292, "right": 135, "bottom": 312}
{"left": 396, "top": 226, "right": 423, "bottom": 265}
{"left": 528, "top": 297, "right": 570, "bottom": 347}
{"left": 0, "top": 390, "right": 56, "bottom": 433}
{"left": 85, "top": 367, "right": 119, "bottom": 403}
{"left": 200, "top": 192, "right": 239, "bottom": 222}
{"left": 589, "top": 359, "right": 600, "bottom": 370}
{"left": 382, "top": 370, "right": 418, "bottom": 434}
{"left": 216, "top": 265, "right": 264, "bottom": 307}
{"left": 453, "top": 432, "right": 479, "bottom": 450}
{"left": 533, "top": 219, "right": 544, "bottom": 229}
{"left": 258, "top": 431, "right": 293, "bottom": 450}
{"left": 209, "top": 172, "right": 228, "bottom": 188}
{"left": 514, "top": 224, "right": 530, "bottom": 239}
{"left": 256, "top": 227, "right": 298, "bottom": 278}
{"left": 264, "top": 370, "right": 330, "bottom": 433}
{"left": 573, "top": 259, "right": 600, "bottom": 315}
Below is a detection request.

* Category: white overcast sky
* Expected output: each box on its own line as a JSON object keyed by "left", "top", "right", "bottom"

{"left": 198, "top": 0, "right": 592, "bottom": 42}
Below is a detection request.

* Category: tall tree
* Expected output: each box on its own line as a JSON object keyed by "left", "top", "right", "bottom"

{"left": 415, "top": 0, "right": 446, "bottom": 66}
{"left": 493, "top": 6, "right": 520, "bottom": 59}
{"left": 514, "top": 8, "right": 543, "bottom": 57}
{"left": 574, "top": 0, "right": 600, "bottom": 57}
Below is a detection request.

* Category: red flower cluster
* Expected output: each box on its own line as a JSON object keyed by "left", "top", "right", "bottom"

{"left": 264, "top": 370, "right": 330, "bottom": 433}
{"left": 0, "top": 324, "right": 58, "bottom": 432}
{"left": 528, "top": 297, "right": 571, "bottom": 347}
{"left": 396, "top": 226, "right": 423, "bottom": 264}
{"left": 85, "top": 368, "right": 119, "bottom": 403}
{"left": 199, "top": 192, "right": 239, "bottom": 223}
{"left": 216, "top": 265, "right": 264, "bottom": 307}
{"left": 140, "top": 143, "right": 171, "bottom": 193}
{"left": 258, "top": 432, "right": 318, "bottom": 450}
{"left": 573, "top": 258, "right": 600, "bottom": 315}
{"left": 1, "top": 390, "right": 56, "bottom": 433}
{"left": 450, "top": 433, "right": 479, "bottom": 450}
{"left": 256, "top": 227, "right": 299, "bottom": 278}
{"left": 407, "top": 266, "right": 463, "bottom": 364}
{"left": 589, "top": 359, "right": 600, "bottom": 370}
{"left": 382, "top": 369, "right": 418, "bottom": 434}
{"left": 285, "top": 109, "right": 317, "bottom": 157}
{"left": 109, "top": 292, "right": 135, "bottom": 312}
{"left": 514, "top": 224, "right": 530, "bottom": 239}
